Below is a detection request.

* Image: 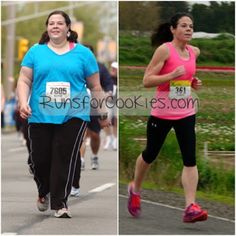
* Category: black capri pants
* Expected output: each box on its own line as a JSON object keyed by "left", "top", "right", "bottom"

{"left": 142, "top": 115, "right": 196, "bottom": 167}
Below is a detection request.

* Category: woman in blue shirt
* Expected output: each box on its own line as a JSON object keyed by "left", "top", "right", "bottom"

{"left": 17, "top": 10, "right": 110, "bottom": 218}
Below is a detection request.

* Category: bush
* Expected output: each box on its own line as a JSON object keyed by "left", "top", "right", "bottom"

{"left": 198, "top": 160, "right": 234, "bottom": 196}
{"left": 120, "top": 32, "right": 235, "bottom": 66}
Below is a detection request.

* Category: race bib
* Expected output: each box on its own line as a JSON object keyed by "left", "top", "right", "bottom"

{"left": 169, "top": 80, "right": 191, "bottom": 99}
{"left": 46, "top": 82, "right": 71, "bottom": 102}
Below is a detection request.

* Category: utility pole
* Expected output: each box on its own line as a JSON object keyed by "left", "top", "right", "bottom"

{"left": 4, "top": 3, "right": 16, "bottom": 99}
{"left": 69, "top": 1, "right": 76, "bottom": 23}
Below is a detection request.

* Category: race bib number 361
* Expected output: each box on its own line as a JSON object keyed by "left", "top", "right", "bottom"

{"left": 169, "top": 80, "right": 191, "bottom": 99}
{"left": 46, "top": 82, "right": 71, "bottom": 102}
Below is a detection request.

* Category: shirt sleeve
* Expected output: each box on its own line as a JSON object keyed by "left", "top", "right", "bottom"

{"left": 84, "top": 49, "right": 99, "bottom": 78}
{"left": 21, "top": 45, "right": 35, "bottom": 69}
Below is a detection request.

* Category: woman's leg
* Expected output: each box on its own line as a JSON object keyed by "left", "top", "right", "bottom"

{"left": 128, "top": 116, "right": 172, "bottom": 217}
{"left": 133, "top": 155, "right": 151, "bottom": 192}
{"left": 174, "top": 115, "right": 198, "bottom": 207}
{"left": 50, "top": 118, "right": 87, "bottom": 210}
{"left": 181, "top": 166, "right": 198, "bottom": 207}
{"left": 133, "top": 116, "right": 172, "bottom": 192}
{"left": 28, "top": 123, "right": 53, "bottom": 198}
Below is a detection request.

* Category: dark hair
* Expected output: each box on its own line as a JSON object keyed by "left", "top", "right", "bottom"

{"left": 151, "top": 12, "right": 193, "bottom": 48}
{"left": 39, "top": 10, "right": 78, "bottom": 44}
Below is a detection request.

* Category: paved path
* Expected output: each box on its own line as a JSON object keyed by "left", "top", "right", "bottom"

{"left": 2, "top": 132, "right": 117, "bottom": 235}
{"left": 119, "top": 195, "right": 234, "bottom": 235}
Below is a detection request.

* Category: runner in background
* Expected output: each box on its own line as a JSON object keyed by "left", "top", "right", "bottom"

{"left": 103, "top": 61, "right": 118, "bottom": 150}
{"left": 70, "top": 44, "right": 113, "bottom": 197}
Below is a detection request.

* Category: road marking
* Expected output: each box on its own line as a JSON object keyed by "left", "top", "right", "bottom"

{"left": 8, "top": 147, "right": 27, "bottom": 153}
{"left": 120, "top": 194, "right": 235, "bottom": 223}
{"left": 2, "top": 233, "right": 17, "bottom": 235}
{"left": 89, "top": 183, "right": 116, "bottom": 193}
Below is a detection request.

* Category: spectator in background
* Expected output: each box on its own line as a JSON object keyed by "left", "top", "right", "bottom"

{"left": 71, "top": 44, "right": 114, "bottom": 197}
{"left": 1, "top": 84, "right": 5, "bottom": 129}
{"left": 103, "top": 61, "right": 118, "bottom": 150}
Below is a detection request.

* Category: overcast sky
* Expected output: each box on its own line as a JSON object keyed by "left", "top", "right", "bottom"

{"left": 190, "top": 1, "right": 209, "bottom": 5}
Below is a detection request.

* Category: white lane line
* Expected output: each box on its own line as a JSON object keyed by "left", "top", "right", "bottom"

{"left": 2, "top": 233, "right": 18, "bottom": 235}
{"left": 89, "top": 183, "right": 116, "bottom": 193}
{"left": 8, "top": 147, "right": 27, "bottom": 152}
{"left": 120, "top": 194, "right": 235, "bottom": 223}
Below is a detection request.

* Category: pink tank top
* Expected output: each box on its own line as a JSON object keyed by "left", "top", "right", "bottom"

{"left": 151, "top": 42, "right": 197, "bottom": 120}
{"left": 69, "top": 42, "right": 75, "bottom": 50}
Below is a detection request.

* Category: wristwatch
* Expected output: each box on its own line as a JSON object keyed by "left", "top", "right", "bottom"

{"left": 99, "top": 112, "right": 108, "bottom": 120}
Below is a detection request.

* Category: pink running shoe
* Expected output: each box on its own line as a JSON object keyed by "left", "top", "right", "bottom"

{"left": 127, "top": 182, "right": 141, "bottom": 217}
{"left": 183, "top": 203, "right": 208, "bottom": 223}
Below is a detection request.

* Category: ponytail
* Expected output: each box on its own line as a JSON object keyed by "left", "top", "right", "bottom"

{"left": 151, "top": 23, "right": 172, "bottom": 48}
{"left": 151, "top": 12, "right": 193, "bottom": 48}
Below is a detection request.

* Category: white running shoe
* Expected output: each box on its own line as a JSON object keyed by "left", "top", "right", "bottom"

{"left": 70, "top": 187, "right": 80, "bottom": 197}
{"left": 112, "top": 137, "right": 117, "bottom": 150}
{"left": 85, "top": 137, "right": 90, "bottom": 146}
{"left": 81, "top": 157, "right": 85, "bottom": 170}
{"left": 103, "top": 136, "right": 112, "bottom": 150}
{"left": 91, "top": 156, "right": 99, "bottom": 170}
{"left": 54, "top": 208, "right": 72, "bottom": 218}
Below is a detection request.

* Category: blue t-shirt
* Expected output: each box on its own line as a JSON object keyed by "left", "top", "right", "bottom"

{"left": 21, "top": 43, "right": 99, "bottom": 124}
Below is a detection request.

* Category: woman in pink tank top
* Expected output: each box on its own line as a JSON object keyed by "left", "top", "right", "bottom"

{"left": 127, "top": 13, "right": 208, "bottom": 223}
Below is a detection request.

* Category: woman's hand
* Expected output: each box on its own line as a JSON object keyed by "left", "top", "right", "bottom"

{"left": 192, "top": 77, "right": 202, "bottom": 90}
{"left": 170, "top": 65, "right": 186, "bottom": 79}
{"left": 19, "top": 103, "right": 32, "bottom": 119}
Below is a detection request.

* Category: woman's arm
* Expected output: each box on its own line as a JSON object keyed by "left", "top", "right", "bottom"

{"left": 191, "top": 46, "right": 200, "bottom": 59}
{"left": 143, "top": 44, "right": 186, "bottom": 88}
{"left": 16, "top": 66, "right": 33, "bottom": 119}
{"left": 191, "top": 46, "right": 202, "bottom": 90}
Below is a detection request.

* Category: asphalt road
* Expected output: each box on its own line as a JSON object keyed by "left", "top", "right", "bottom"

{"left": 119, "top": 195, "right": 235, "bottom": 235}
{"left": 2, "top": 132, "right": 117, "bottom": 235}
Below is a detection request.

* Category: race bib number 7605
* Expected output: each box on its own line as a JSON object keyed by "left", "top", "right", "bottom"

{"left": 46, "top": 82, "right": 71, "bottom": 102}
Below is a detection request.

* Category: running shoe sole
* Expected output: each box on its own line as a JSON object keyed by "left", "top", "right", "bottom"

{"left": 183, "top": 211, "right": 208, "bottom": 223}
{"left": 54, "top": 210, "right": 72, "bottom": 218}
{"left": 54, "top": 212, "right": 71, "bottom": 218}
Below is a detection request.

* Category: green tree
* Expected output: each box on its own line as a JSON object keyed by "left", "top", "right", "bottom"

{"left": 119, "top": 2, "right": 160, "bottom": 31}
{"left": 191, "top": 1, "right": 235, "bottom": 34}
{"left": 1, "top": 2, "right": 117, "bottom": 78}
{"left": 157, "top": 1, "right": 190, "bottom": 23}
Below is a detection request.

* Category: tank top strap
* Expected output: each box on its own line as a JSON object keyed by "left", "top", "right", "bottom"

{"left": 164, "top": 42, "right": 174, "bottom": 51}
{"left": 186, "top": 44, "right": 196, "bottom": 59}
{"left": 165, "top": 42, "right": 195, "bottom": 61}
{"left": 164, "top": 42, "right": 179, "bottom": 59}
